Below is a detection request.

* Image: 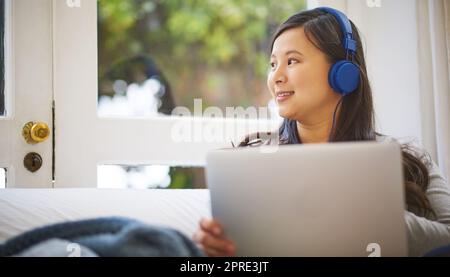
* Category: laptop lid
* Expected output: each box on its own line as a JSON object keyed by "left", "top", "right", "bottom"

{"left": 206, "top": 141, "right": 407, "bottom": 257}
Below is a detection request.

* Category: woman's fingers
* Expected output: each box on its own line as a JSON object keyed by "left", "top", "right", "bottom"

{"left": 202, "top": 241, "right": 236, "bottom": 257}
{"left": 200, "top": 218, "right": 223, "bottom": 236}
{"left": 194, "top": 230, "right": 228, "bottom": 251}
{"left": 194, "top": 218, "right": 236, "bottom": 257}
{"left": 200, "top": 244, "right": 227, "bottom": 257}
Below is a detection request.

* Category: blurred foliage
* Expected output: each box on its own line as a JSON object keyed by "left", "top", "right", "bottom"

{"left": 98, "top": 0, "right": 307, "bottom": 110}
{"left": 168, "top": 166, "right": 205, "bottom": 189}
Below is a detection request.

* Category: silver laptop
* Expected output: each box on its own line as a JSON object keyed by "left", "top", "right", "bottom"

{"left": 205, "top": 141, "right": 408, "bottom": 257}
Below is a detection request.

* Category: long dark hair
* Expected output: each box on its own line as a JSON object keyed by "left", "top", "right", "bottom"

{"left": 240, "top": 9, "right": 434, "bottom": 218}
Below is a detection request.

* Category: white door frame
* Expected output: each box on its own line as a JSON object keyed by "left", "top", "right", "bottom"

{"left": 0, "top": 0, "right": 53, "bottom": 188}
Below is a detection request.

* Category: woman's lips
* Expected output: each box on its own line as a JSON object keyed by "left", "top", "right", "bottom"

{"left": 276, "top": 91, "right": 295, "bottom": 102}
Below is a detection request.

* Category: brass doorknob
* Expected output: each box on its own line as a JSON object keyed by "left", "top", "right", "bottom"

{"left": 22, "top": 121, "right": 50, "bottom": 144}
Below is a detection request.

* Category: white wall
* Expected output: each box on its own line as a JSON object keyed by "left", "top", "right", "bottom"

{"left": 310, "top": 0, "right": 423, "bottom": 143}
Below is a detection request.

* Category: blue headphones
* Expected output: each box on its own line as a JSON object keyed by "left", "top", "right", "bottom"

{"left": 316, "top": 7, "right": 360, "bottom": 96}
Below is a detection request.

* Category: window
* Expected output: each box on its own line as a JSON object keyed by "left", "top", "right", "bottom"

{"left": 97, "top": 0, "right": 307, "bottom": 118}
{"left": 0, "top": 168, "right": 5, "bottom": 188}
{"left": 95, "top": 1, "right": 306, "bottom": 189}
{"left": 98, "top": 165, "right": 205, "bottom": 189}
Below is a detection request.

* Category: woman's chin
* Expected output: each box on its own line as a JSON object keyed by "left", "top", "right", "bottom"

{"left": 278, "top": 108, "right": 294, "bottom": 120}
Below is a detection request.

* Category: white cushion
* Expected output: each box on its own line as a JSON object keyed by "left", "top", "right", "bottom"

{"left": 0, "top": 189, "right": 211, "bottom": 242}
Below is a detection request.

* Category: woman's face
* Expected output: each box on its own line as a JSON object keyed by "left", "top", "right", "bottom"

{"left": 267, "top": 27, "right": 341, "bottom": 124}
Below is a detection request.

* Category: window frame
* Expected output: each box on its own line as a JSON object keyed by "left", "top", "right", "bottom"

{"left": 0, "top": 0, "right": 13, "bottom": 118}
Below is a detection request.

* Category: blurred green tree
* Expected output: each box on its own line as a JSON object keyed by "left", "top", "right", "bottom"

{"left": 98, "top": 0, "right": 307, "bottom": 110}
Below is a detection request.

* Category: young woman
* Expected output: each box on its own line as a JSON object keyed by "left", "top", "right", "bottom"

{"left": 193, "top": 7, "right": 450, "bottom": 257}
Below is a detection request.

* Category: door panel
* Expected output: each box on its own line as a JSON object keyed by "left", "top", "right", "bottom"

{"left": 0, "top": 0, "right": 53, "bottom": 188}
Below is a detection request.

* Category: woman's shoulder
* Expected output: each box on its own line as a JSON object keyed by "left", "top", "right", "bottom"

{"left": 375, "top": 134, "right": 401, "bottom": 144}
{"left": 377, "top": 134, "right": 445, "bottom": 178}
{"left": 376, "top": 134, "right": 426, "bottom": 154}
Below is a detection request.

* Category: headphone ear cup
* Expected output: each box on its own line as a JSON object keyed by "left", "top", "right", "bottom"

{"left": 328, "top": 60, "right": 360, "bottom": 95}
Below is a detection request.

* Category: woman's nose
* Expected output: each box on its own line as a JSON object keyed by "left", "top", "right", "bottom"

{"left": 276, "top": 76, "right": 286, "bottom": 84}
{"left": 272, "top": 66, "right": 287, "bottom": 84}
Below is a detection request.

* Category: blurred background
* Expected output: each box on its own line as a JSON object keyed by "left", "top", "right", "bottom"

{"left": 96, "top": 0, "right": 306, "bottom": 189}
{"left": 97, "top": 0, "right": 306, "bottom": 116}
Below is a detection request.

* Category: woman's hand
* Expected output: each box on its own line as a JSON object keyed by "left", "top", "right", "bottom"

{"left": 193, "top": 218, "right": 236, "bottom": 257}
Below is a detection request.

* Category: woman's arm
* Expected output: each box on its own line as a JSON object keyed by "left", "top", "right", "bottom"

{"left": 405, "top": 160, "right": 450, "bottom": 256}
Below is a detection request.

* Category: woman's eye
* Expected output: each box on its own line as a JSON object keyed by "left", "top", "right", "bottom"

{"left": 288, "top": 58, "right": 299, "bottom": 65}
{"left": 270, "top": 62, "right": 276, "bottom": 69}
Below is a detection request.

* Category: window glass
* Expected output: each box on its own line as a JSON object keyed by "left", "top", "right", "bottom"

{"left": 98, "top": 165, "right": 205, "bottom": 189}
{"left": 0, "top": 168, "right": 5, "bottom": 189}
{"left": 97, "top": 0, "right": 306, "bottom": 118}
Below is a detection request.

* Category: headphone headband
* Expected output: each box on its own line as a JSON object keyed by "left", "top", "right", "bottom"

{"left": 317, "top": 7, "right": 357, "bottom": 54}
{"left": 314, "top": 7, "right": 360, "bottom": 95}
